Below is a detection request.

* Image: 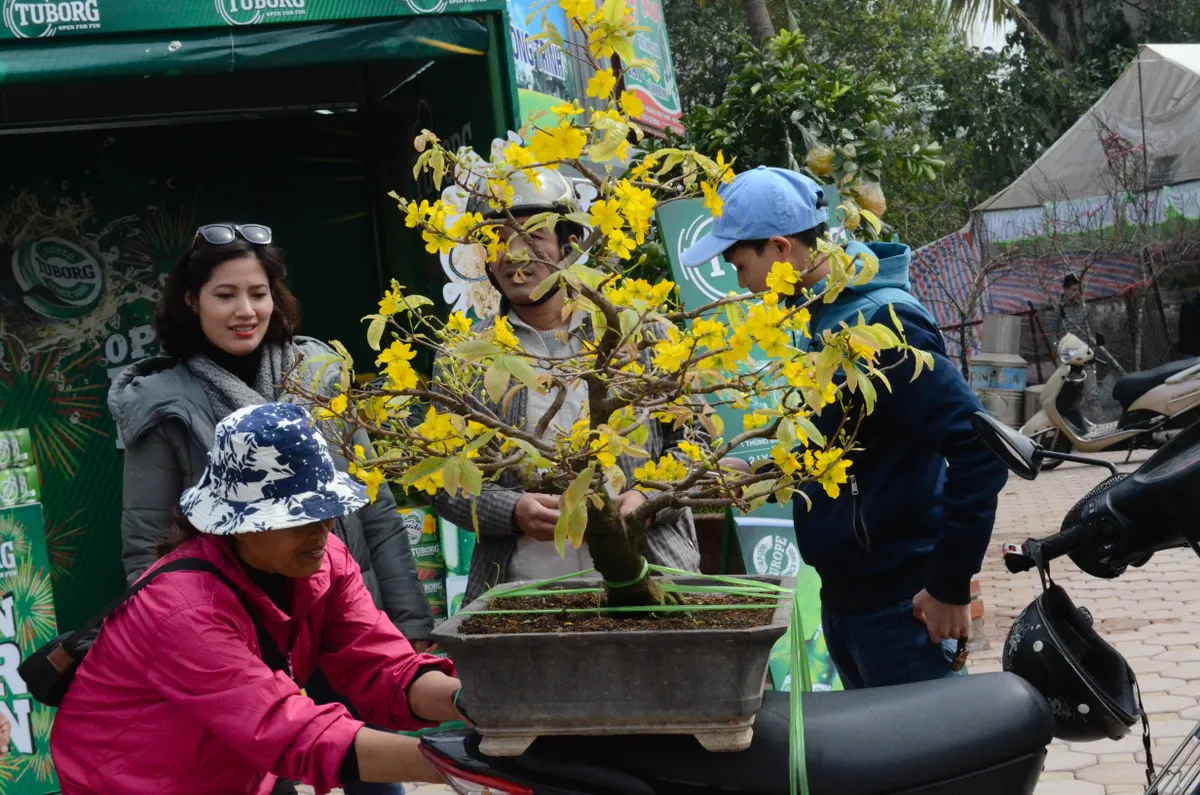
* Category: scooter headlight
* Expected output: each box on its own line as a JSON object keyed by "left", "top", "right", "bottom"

{"left": 1061, "top": 349, "right": 1078, "bottom": 364}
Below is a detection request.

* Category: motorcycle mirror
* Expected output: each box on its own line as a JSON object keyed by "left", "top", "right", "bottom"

{"left": 1095, "top": 333, "right": 1106, "bottom": 347}
{"left": 970, "top": 411, "right": 1042, "bottom": 480}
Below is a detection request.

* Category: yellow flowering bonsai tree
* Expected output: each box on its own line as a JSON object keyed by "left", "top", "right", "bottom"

{"left": 301, "top": 0, "right": 934, "bottom": 611}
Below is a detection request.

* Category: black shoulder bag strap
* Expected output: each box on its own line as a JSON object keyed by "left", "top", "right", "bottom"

{"left": 69, "top": 558, "right": 291, "bottom": 677}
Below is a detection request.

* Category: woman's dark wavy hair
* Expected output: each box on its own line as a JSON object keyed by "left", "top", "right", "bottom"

{"left": 156, "top": 507, "right": 202, "bottom": 558}
{"left": 154, "top": 228, "right": 301, "bottom": 360}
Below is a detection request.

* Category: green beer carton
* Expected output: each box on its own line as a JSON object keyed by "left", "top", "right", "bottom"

{"left": 440, "top": 519, "right": 476, "bottom": 576}
{"left": 0, "top": 428, "right": 33, "bottom": 470}
{"left": 0, "top": 465, "right": 39, "bottom": 508}
{"left": 398, "top": 505, "right": 448, "bottom": 623}
{"left": 445, "top": 574, "right": 470, "bottom": 616}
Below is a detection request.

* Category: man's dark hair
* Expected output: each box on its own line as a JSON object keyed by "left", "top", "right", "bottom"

{"left": 154, "top": 229, "right": 301, "bottom": 360}
{"left": 724, "top": 223, "right": 829, "bottom": 259}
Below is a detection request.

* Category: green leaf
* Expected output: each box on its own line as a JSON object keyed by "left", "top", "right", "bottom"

{"left": 859, "top": 373, "right": 878, "bottom": 413}
{"left": 455, "top": 338, "right": 503, "bottom": 359}
{"left": 365, "top": 314, "right": 389, "bottom": 352}
{"left": 794, "top": 415, "right": 825, "bottom": 448}
{"left": 443, "top": 458, "right": 462, "bottom": 494}
{"left": 484, "top": 360, "right": 511, "bottom": 402}
{"left": 888, "top": 303, "right": 905, "bottom": 334}
{"left": 459, "top": 459, "right": 483, "bottom": 496}
{"left": 611, "top": 35, "right": 636, "bottom": 65}
{"left": 504, "top": 356, "right": 540, "bottom": 392}
{"left": 463, "top": 429, "right": 498, "bottom": 455}
{"left": 859, "top": 209, "right": 883, "bottom": 236}
{"left": 402, "top": 456, "right": 448, "bottom": 486}
{"left": 508, "top": 437, "right": 553, "bottom": 468}
{"left": 530, "top": 270, "right": 564, "bottom": 302}
{"left": 555, "top": 465, "right": 595, "bottom": 556}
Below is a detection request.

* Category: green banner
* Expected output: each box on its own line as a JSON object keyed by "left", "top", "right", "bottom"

{"left": 657, "top": 195, "right": 841, "bottom": 692}
{"left": 0, "top": 503, "right": 59, "bottom": 794}
{"left": 621, "top": 0, "right": 682, "bottom": 135}
{"left": 0, "top": 0, "right": 505, "bottom": 40}
{"left": 0, "top": 18, "right": 490, "bottom": 84}
{"left": 0, "top": 116, "right": 403, "bottom": 631}
{"left": 506, "top": 0, "right": 577, "bottom": 127}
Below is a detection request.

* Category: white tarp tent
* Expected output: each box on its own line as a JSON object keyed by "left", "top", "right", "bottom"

{"left": 975, "top": 44, "right": 1200, "bottom": 242}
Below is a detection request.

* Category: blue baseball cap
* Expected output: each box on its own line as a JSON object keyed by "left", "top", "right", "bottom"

{"left": 681, "top": 166, "right": 828, "bottom": 268}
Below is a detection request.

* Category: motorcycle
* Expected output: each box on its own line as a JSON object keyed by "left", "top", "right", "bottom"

{"left": 973, "top": 410, "right": 1200, "bottom": 795}
{"left": 1022, "top": 332, "right": 1200, "bottom": 469}
{"left": 421, "top": 673, "right": 1053, "bottom": 795}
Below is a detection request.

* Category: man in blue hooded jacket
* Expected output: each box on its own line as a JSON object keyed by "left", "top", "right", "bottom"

{"left": 683, "top": 167, "right": 1009, "bottom": 688}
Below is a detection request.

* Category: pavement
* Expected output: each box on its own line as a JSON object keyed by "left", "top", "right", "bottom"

{"left": 305, "top": 449, "right": 1198, "bottom": 795}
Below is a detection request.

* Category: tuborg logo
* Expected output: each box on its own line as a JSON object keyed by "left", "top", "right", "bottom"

{"left": 673, "top": 212, "right": 745, "bottom": 304}
{"left": 11, "top": 237, "right": 104, "bottom": 320}
{"left": 752, "top": 534, "right": 802, "bottom": 577}
{"left": 216, "top": 0, "right": 307, "bottom": 26}
{"left": 3, "top": 0, "right": 99, "bottom": 38}
{"left": 404, "top": 0, "right": 448, "bottom": 15}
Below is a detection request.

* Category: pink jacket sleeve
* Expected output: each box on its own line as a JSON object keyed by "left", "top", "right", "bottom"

{"left": 315, "top": 543, "right": 456, "bottom": 729}
{"left": 142, "top": 599, "right": 364, "bottom": 794}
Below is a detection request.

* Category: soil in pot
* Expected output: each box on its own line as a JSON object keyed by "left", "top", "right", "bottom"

{"left": 460, "top": 590, "right": 775, "bottom": 635}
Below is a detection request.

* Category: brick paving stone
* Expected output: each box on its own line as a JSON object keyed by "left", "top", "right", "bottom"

{"left": 1156, "top": 650, "right": 1200, "bottom": 662}
{"left": 1077, "top": 763, "right": 1157, "bottom": 785}
{"left": 1169, "top": 681, "right": 1200, "bottom": 697}
{"left": 1140, "top": 694, "right": 1195, "bottom": 713}
{"left": 1046, "top": 749, "right": 1099, "bottom": 772}
{"left": 1133, "top": 674, "right": 1186, "bottom": 693}
{"left": 1168, "top": 663, "right": 1200, "bottom": 680}
{"left": 1035, "top": 780, "right": 1106, "bottom": 795}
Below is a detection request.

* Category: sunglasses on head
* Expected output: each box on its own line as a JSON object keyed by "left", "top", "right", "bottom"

{"left": 193, "top": 223, "right": 273, "bottom": 247}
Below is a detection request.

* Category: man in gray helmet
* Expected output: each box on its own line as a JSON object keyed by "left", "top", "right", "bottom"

{"left": 429, "top": 169, "right": 704, "bottom": 601}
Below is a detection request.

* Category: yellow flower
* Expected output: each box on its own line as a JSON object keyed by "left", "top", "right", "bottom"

{"left": 606, "top": 229, "right": 637, "bottom": 260}
{"left": 806, "top": 448, "right": 852, "bottom": 499}
{"left": 700, "top": 181, "right": 724, "bottom": 217}
{"left": 329, "top": 394, "right": 348, "bottom": 415}
{"left": 448, "top": 211, "right": 485, "bottom": 241}
{"left": 618, "top": 90, "right": 644, "bottom": 119}
{"left": 377, "top": 341, "right": 419, "bottom": 391}
{"left": 771, "top": 443, "right": 803, "bottom": 476}
{"left": 785, "top": 306, "right": 812, "bottom": 338}
{"left": 379, "top": 287, "right": 403, "bottom": 316}
{"left": 743, "top": 412, "right": 770, "bottom": 431}
{"left": 415, "top": 406, "right": 468, "bottom": 456}
{"left": 356, "top": 466, "right": 386, "bottom": 502}
{"left": 587, "top": 69, "right": 618, "bottom": 99}
{"left": 412, "top": 470, "right": 445, "bottom": 496}
{"left": 652, "top": 326, "right": 692, "bottom": 373}
{"left": 551, "top": 101, "right": 585, "bottom": 118}
{"left": 715, "top": 151, "right": 735, "bottom": 183}
{"left": 634, "top": 455, "right": 689, "bottom": 486}
{"left": 503, "top": 141, "right": 535, "bottom": 169}
{"left": 689, "top": 318, "right": 725, "bottom": 350}
{"left": 446, "top": 312, "right": 473, "bottom": 335}
{"left": 529, "top": 122, "right": 587, "bottom": 164}
{"left": 766, "top": 261, "right": 799, "bottom": 296}
{"left": 630, "top": 155, "right": 658, "bottom": 182}
{"left": 494, "top": 315, "right": 520, "bottom": 348}
{"left": 589, "top": 198, "right": 625, "bottom": 235}
{"left": 589, "top": 436, "right": 617, "bottom": 468}
{"left": 678, "top": 440, "right": 706, "bottom": 461}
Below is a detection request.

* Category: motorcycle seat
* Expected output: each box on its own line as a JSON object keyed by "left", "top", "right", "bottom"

{"left": 1113, "top": 357, "right": 1200, "bottom": 410}
{"left": 504, "top": 672, "right": 1053, "bottom": 795}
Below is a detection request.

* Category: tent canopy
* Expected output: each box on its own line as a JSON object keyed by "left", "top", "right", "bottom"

{"left": 976, "top": 44, "right": 1200, "bottom": 213}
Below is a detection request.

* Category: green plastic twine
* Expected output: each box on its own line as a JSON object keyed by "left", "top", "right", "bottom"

{"left": 470, "top": 564, "right": 811, "bottom": 795}
{"left": 601, "top": 558, "right": 651, "bottom": 589}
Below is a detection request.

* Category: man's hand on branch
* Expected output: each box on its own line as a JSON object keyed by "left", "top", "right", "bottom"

{"left": 617, "top": 489, "right": 650, "bottom": 527}
{"left": 515, "top": 493, "right": 560, "bottom": 541}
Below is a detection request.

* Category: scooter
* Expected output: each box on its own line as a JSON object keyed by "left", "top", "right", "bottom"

{"left": 1022, "top": 333, "right": 1200, "bottom": 468}
{"left": 973, "top": 411, "right": 1200, "bottom": 795}
{"left": 422, "top": 673, "right": 1053, "bottom": 795}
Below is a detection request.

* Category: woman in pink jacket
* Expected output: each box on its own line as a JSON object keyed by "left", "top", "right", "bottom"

{"left": 50, "top": 402, "right": 463, "bottom": 795}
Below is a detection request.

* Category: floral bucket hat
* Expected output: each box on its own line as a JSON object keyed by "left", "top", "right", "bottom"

{"left": 180, "top": 402, "right": 368, "bottom": 535}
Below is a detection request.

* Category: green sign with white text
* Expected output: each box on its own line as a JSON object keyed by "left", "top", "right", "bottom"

{"left": 0, "top": 503, "right": 59, "bottom": 794}
{"left": 657, "top": 195, "right": 842, "bottom": 693}
{"left": 1, "top": 0, "right": 505, "bottom": 40}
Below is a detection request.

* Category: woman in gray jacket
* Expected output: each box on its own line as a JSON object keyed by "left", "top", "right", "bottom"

{"left": 108, "top": 222, "right": 430, "bottom": 795}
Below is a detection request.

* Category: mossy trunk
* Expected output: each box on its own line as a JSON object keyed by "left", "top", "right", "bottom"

{"left": 585, "top": 500, "right": 670, "bottom": 609}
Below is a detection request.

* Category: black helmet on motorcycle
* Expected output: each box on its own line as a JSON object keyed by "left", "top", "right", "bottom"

{"left": 1003, "top": 584, "right": 1139, "bottom": 742}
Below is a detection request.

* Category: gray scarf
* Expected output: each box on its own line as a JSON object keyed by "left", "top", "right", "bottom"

{"left": 186, "top": 342, "right": 299, "bottom": 422}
